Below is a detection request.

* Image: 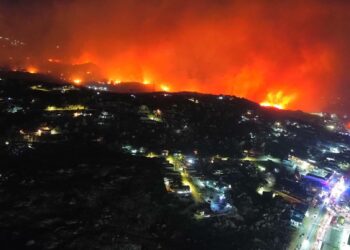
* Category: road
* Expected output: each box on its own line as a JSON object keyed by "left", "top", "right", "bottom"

{"left": 288, "top": 206, "right": 327, "bottom": 250}
{"left": 288, "top": 205, "right": 350, "bottom": 250}
{"left": 241, "top": 155, "right": 281, "bottom": 164}
{"left": 166, "top": 155, "right": 203, "bottom": 203}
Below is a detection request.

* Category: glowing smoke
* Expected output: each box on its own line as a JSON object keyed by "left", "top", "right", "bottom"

{"left": 1, "top": 0, "right": 350, "bottom": 112}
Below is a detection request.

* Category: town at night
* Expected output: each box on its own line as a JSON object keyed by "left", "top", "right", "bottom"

{"left": 1, "top": 1, "right": 350, "bottom": 250}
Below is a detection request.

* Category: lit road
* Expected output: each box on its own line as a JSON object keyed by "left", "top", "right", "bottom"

{"left": 288, "top": 175, "right": 348, "bottom": 250}
{"left": 181, "top": 171, "right": 202, "bottom": 203}
{"left": 311, "top": 212, "right": 332, "bottom": 250}
{"left": 166, "top": 155, "right": 203, "bottom": 203}
{"left": 288, "top": 206, "right": 328, "bottom": 250}
{"left": 241, "top": 155, "right": 281, "bottom": 164}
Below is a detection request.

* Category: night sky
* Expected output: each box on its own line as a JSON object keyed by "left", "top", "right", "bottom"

{"left": 0, "top": 0, "right": 349, "bottom": 113}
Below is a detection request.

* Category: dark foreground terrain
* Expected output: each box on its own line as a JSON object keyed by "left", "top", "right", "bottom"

{"left": 0, "top": 76, "right": 349, "bottom": 249}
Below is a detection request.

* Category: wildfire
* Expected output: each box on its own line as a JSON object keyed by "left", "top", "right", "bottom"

{"left": 73, "top": 78, "right": 82, "bottom": 85}
{"left": 143, "top": 79, "right": 151, "bottom": 85}
{"left": 27, "top": 66, "right": 38, "bottom": 74}
{"left": 160, "top": 85, "right": 170, "bottom": 92}
{"left": 346, "top": 122, "right": 350, "bottom": 130}
{"left": 260, "top": 91, "right": 295, "bottom": 110}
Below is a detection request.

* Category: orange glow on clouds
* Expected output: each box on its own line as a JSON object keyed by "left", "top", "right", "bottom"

{"left": 48, "top": 58, "right": 61, "bottom": 63}
{"left": 2, "top": 1, "right": 350, "bottom": 113}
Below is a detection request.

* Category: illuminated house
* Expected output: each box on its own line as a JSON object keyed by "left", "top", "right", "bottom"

{"left": 290, "top": 203, "right": 308, "bottom": 228}
{"left": 173, "top": 185, "right": 190, "bottom": 194}
{"left": 290, "top": 212, "right": 304, "bottom": 228}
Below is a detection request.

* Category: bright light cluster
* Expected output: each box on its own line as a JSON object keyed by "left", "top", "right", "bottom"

{"left": 330, "top": 177, "right": 346, "bottom": 199}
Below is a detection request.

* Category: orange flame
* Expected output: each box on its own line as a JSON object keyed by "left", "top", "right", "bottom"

{"left": 346, "top": 122, "right": 350, "bottom": 130}
{"left": 27, "top": 66, "right": 38, "bottom": 74}
{"left": 73, "top": 78, "right": 82, "bottom": 85}
{"left": 160, "top": 85, "right": 170, "bottom": 92}
{"left": 260, "top": 91, "right": 295, "bottom": 110}
{"left": 143, "top": 79, "right": 151, "bottom": 85}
